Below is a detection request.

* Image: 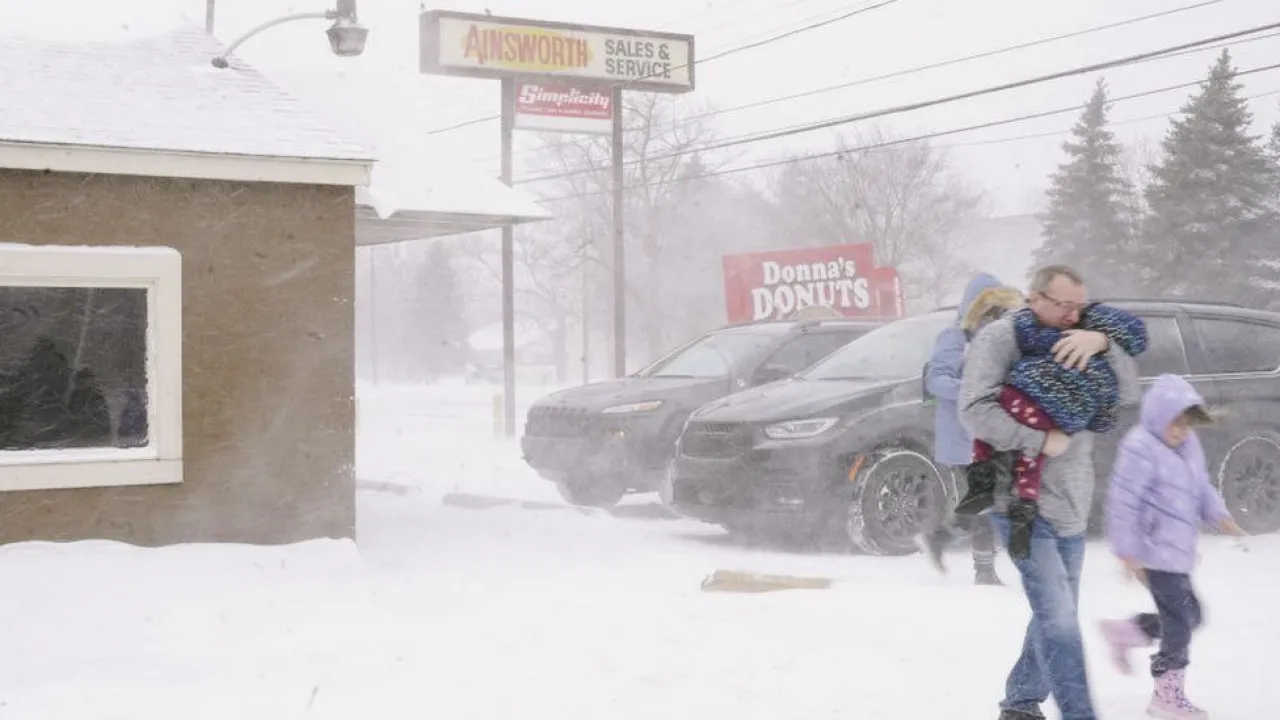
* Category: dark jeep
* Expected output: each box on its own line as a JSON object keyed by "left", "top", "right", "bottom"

{"left": 521, "top": 318, "right": 885, "bottom": 507}
{"left": 666, "top": 300, "right": 1280, "bottom": 554}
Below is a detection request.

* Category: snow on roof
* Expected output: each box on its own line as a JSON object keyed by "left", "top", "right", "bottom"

{"left": 355, "top": 141, "right": 552, "bottom": 222}
{"left": 0, "top": 0, "right": 371, "bottom": 163}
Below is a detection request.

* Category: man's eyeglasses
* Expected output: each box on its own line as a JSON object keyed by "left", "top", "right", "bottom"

{"left": 1037, "top": 292, "right": 1087, "bottom": 313}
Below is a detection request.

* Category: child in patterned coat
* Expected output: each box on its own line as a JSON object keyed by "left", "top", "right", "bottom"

{"left": 962, "top": 303, "right": 1148, "bottom": 556}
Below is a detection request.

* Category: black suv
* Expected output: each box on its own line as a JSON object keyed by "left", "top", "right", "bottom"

{"left": 666, "top": 300, "right": 1280, "bottom": 554}
{"left": 521, "top": 318, "right": 885, "bottom": 507}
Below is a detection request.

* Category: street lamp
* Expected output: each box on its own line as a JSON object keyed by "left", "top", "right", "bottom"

{"left": 210, "top": 0, "right": 368, "bottom": 68}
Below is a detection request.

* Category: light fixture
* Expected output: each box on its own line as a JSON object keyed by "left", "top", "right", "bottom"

{"left": 211, "top": 1, "right": 368, "bottom": 68}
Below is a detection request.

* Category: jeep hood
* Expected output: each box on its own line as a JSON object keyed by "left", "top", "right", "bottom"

{"left": 533, "top": 376, "right": 727, "bottom": 412}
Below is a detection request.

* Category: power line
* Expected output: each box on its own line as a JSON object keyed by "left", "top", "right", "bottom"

{"left": 695, "top": 0, "right": 898, "bottom": 66}
{"left": 452, "top": 0, "right": 1226, "bottom": 147}
{"left": 656, "top": 0, "right": 1230, "bottom": 130}
{"left": 423, "top": 0, "right": 899, "bottom": 135}
{"left": 677, "top": 0, "right": 862, "bottom": 38}
{"left": 532, "top": 61, "right": 1280, "bottom": 203}
{"left": 941, "top": 86, "right": 1280, "bottom": 150}
{"left": 515, "top": 19, "right": 1280, "bottom": 185}
{"left": 474, "top": 9, "right": 1267, "bottom": 168}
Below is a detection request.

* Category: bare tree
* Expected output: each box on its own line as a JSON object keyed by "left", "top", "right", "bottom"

{"left": 520, "top": 93, "right": 739, "bottom": 364}
{"left": 769, "top": 126, "right": 987, "bottom": 312}
{"left": 1117, "top": 133, "right": 1159, "bottom": 218}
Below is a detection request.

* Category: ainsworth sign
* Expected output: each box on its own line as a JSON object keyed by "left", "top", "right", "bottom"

{"left": 722, "top": 243, "right": 904, "bottom": 323}
{"left": 419, "top": 10, "right": 695, "bottom": 93}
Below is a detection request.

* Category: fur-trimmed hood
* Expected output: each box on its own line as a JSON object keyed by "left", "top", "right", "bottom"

{"left": 961, "top": 285, "right": 1025, "bottom": 332}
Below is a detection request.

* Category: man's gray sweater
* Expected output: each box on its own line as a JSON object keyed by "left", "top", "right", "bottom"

{"left": 958, "top": 314, "right": 1141, "bottom": 537}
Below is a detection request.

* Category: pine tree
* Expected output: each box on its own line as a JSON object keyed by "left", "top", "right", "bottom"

{"left": 1140, "top": 50, "right": 1279, "bottom": 303}
{"left": 1032, "top": 78, "right": 1137, "bottom": 292}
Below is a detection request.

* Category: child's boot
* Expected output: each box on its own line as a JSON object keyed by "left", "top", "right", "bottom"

{"left": 1098, "top": 618, "right": 1151, "bottom": 675}
{"left": 920, "top": 526, "right": 954, "bottom": 574}
{"left": 1147, "top": 669, "right": 1207, "bottom": 719}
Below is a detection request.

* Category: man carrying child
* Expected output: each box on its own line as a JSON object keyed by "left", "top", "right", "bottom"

{"left": 959, "top": 265, "right": 1143, "bottom": 720}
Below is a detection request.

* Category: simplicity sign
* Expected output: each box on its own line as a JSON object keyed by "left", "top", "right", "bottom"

{"left": 419, "top": 11, "right": 695, "bottom": 93}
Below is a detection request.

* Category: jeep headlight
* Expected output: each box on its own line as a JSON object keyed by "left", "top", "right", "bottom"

{"left": 601, "top": 400, "right": 664, "bottom": 414}
{"left": 763, "top": 417, "right": 838, "bottom": 440}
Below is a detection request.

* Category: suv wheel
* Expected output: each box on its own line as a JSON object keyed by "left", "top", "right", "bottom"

{"left": 556, "top": 475, "right": 627, "bottom": 508}
{"left": 1218, "top": 434, "right": 1280, "bottom": 534}
{"left": 846, "top": 448, "right": 949, "bottom": 555}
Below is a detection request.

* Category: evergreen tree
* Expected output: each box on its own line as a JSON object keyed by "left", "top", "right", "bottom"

{"left": 1032, "top": 78, "right": 1137, "bottom": 292}
{"left": 1268, "top": 118, "right": 1280, "bottom": 199}
{"left": 1140, "top": 50, "right": 1279, "bottom": 304}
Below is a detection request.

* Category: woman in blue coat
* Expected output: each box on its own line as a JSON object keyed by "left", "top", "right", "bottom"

{"left": 921, "top": 273, "right": 1024, "bottom": 585}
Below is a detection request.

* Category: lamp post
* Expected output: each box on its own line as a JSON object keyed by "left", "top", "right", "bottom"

{"left": 210, "top": 0, "right": 368, "bottom": 68}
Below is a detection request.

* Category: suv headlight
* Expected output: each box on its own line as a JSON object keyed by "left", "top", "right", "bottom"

{"left": 764, "top": 417, "right": 838, "bottom": 440}
{"left": 601, "top": 400, "right": 664, "bottom": 414}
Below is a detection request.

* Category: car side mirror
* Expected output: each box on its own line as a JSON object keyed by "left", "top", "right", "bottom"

{"left": 752, "top": 364, "right": 792, "bottom": 386}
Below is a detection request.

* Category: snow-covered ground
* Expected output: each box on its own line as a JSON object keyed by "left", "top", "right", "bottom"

{"left": 1, "top": 380, "right": 1276, "bottom": 719}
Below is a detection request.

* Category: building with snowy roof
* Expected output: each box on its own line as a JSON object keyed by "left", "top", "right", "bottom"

{"left": 0, "top": 4, "right": 382, "bottom": 546}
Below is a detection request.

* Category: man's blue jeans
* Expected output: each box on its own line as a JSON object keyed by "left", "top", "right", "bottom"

{"left": 990, "top": 514, "right": 1097, "bottom": 720}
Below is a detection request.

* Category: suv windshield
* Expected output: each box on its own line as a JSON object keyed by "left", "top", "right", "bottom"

{"left": 636, "top": 330, "right": 779, "bottom": 379}
{"left": 801, "top": 312, "right": 953, "bottom": 381}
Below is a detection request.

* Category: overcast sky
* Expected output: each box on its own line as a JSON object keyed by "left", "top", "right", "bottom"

{"left": 187, "top": 0, "right": 1280, "bottom": 216}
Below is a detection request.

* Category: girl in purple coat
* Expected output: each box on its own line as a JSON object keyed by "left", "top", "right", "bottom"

{"left": 1098, "top": 374, "right": 1244, "bottom": 719}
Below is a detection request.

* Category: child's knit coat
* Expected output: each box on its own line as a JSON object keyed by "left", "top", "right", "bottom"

{"left": 1006, "top": 303, "right": 1148, "bottom": 435}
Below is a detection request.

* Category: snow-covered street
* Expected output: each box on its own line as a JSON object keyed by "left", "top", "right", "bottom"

{"left": 0, "top": 382, "right": 1276, "bottom": 719}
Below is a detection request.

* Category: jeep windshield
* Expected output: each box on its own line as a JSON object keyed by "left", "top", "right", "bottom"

{"left": 800, "top": 312, "right": 953, "bottom": 381}
{"left": 635, "top": 329, "right": 781, "bottom": 379}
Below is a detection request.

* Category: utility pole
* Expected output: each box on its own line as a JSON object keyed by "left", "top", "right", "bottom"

{"left": 611, "top": 86, "right": 626, "bottom": 378}
{"left": 498, "top": 79, "right": 517, "bottom": 437}
{"left": 205, "top": 0, "right": 215, "bottom": 33}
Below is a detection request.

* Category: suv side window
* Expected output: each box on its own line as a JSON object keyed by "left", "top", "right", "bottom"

{"left": 1135, "top": 315, "right": 1189, "bottom": 377}
{"left": 759, "top": 331, "right": 858, "bottom": 376}
{"left": 1191, "top": 316, "right": 1280, "bottom": 374}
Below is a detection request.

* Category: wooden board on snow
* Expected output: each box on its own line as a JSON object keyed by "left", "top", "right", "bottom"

{"left": 700, "top": 569, "right": 834, "bottom": 593}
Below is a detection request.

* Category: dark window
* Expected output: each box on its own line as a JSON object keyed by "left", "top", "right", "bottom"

{"left": 636, "top": 330, "right": 779, "bottom": 379}
{"left": 803, "top": 312, "right": 953, "bottom": 381}
{"left": 1135, "top": 316, "right": 1189, "bottom": 377}
{"left": 0, "top": 287, "right": 148, "bottom": 451}
{"left": 1191, "top": 317, "right": 1280, "bottom": 374}
{"left": 760, "top": 331, "right": 863, "bottom": 376}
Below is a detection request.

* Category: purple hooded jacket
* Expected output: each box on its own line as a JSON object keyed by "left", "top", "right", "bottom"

{"left": 1106, "top": 374, "right": 1231, "bottom": 574}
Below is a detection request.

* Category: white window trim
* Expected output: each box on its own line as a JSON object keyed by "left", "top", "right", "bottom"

{"left": 0, "top": 243, "right": 182, "bottom": 492}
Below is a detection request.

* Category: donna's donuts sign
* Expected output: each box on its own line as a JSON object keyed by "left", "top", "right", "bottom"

{"left": 722, "top": 243, "right": 904, "bottom": 323}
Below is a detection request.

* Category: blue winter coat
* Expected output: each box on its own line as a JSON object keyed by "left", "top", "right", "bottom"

{"left": 925, "top": 273, "right": 1002, "bottom": 466}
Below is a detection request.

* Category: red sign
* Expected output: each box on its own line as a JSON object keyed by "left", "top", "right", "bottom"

{"left": 514, "top": 83, "right": 613, "bottom": 134}
{"left": 722, "top": 243, "right": 904, "bottom": 323}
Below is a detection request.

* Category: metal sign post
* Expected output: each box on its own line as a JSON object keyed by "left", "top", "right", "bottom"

{"left": 611, "top": 86, "right": 626, "bottom": 378}
{"left": 499, "top": 78, "right": 517, "bottom": 436}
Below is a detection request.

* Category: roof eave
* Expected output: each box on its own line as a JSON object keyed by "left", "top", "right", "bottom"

{"left": 0, "top": 140, "right": 373, "bottom": 187}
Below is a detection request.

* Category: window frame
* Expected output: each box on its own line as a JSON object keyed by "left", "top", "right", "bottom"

{"left": 757, "top": 328, "right": 864, "bottom": 376}
{"left": 0, "top": 243, "right": 183, "bottom": 492}
{"left": 1132, "top": 312, "right": 1191, "bottom": 379}
{"left": 1185, "top": 313, "right": 1280, "bottom": 377}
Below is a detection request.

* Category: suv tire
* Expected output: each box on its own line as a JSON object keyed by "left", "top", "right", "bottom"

{"left": 556, "top": 475, "right": 627, "bottom": 508}
{"left": 846, "top": 448, "right": 949, "bottom": 556}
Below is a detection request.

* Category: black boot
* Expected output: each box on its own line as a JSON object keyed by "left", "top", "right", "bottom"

{"left": 974, "top": 563, "right": 1003, "bottom": 586}
{"left": 997, "top": 710, "right": 1045, "bottom": 720}
{"left": 921, "top": 526, "right": 954, "bottom": 574}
